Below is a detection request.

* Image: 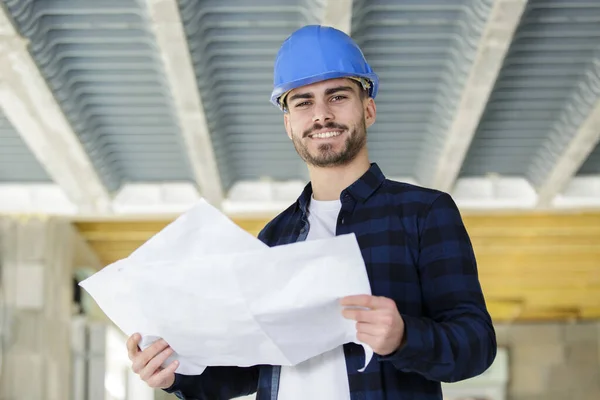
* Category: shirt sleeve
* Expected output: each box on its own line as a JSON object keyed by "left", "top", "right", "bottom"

{"left": 378, "top": 192, "right": 497, "bottom": 382}
{"left": 162, "top": 366, "right": 260, "bottom": 400}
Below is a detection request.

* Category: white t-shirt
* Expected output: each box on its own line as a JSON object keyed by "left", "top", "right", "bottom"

{"left": 277, "top": 196, "right": 351, "bottom": 400}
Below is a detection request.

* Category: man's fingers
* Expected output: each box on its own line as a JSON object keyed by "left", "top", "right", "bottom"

{"left": 340, "top": 295, "right": 392, "bottom": 310}
{"left": 356, "top": 322, "right": 386, "bottom": 336}
{"left": 343, "top": 308, "right": 398, "bottom": 332}
{"left": 356, "top": 331, "right": 377, "bottom": 344}
{"left": 342, "top": 308, "right": 381, "bottom": 323}
{"left": 340, "top": 294, "right": 373, "bottom": 308}
{"left": 126, "top": 333, "right": 141, "bottom": 360}
{"left": 147, "top": 360, "right": 179, "bottom": 389}
{"left": 140, "top": 346, "right": 174, "bottom": 382}
{"left": 132, "top": 339, "right": 169, "bottom": 374}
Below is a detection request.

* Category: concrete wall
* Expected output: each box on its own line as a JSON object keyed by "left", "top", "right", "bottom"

{"left": 0, "top": 217, "right": 75, "bottom": 400}
{"left": 497, "top": 322, "right": 600, "bottom": 400}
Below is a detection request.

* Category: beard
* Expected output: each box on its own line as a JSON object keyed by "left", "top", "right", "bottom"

{"left": 291, "top": 118, "right": 367, "bottom": 168}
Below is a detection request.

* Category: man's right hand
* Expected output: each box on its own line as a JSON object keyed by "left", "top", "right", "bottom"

{"left": 127, "top": 333, "right": 179, "bottom": 389}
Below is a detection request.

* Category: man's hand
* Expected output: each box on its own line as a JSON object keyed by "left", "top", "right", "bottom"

{"left": 341, "top": 295, "right": 406, "bottom": 356}
{"left": 127, "top": 333, "right": 179, "bottom": 389}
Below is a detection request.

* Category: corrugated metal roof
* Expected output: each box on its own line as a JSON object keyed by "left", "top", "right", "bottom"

{"left": 178, "top": 0, "right": 322, "bottom": 189}
{"left": 460, "top": 0, "right": 600, "bottom": 181}
{"left": 2, "top": 0, "right": 194, "bottom": 192}
{"left": 351, "top": 0, "right": 495, "bottom": 181}
{"left": 0, "top": 111, "right": 51, "bottom": 182}
{"left": 1, "top": 0, "right": 599, "bottom": 202}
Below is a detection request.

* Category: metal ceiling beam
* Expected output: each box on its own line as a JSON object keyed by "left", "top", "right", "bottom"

{"left": 144, "top": 0, "right": 224, "bottom": 207}
{"left": 321, "top": 0, "right": 353, "bottom": 34}
{"left": 0, "top": 7, "right": 112, "bottom": 213}
{"left": 428, "top": 0, "right": 528, "bottom": 192}
{"left": 536, "top": 99, "right": 600, "bottom": 207}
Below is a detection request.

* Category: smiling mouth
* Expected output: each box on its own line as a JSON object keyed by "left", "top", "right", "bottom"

{"left": 308, "top": 130, "right": 343, "bottom": 139}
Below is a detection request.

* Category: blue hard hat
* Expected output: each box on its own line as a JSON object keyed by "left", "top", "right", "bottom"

{"left": 270, "top": 25, "right": 379, "bottom": 111}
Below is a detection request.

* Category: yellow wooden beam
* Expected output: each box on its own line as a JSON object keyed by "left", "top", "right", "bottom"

{"left": 73, "top": 210, "right": 600, "bottom": 322}
{"left": 485, "top": 299, "right": 523, "bottom": 321}
{"left": 580, "top": 307, "right": 600, "bottom": 319}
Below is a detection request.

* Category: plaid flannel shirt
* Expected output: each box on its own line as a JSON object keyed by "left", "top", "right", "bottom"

{"left": 166, "top": 162, "right": 497, "bottom": 400}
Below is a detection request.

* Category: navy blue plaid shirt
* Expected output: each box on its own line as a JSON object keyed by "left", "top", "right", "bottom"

{"left": 166, "top": 163, "right": 497, "bottom": 400}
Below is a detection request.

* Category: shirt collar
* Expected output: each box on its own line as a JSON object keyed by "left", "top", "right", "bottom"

{"left": 297, "top": 163, "right": 386, "bottom": 213}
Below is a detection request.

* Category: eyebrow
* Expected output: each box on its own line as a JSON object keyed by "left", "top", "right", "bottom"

{"left": 287, "top": 85, "right": 355, "bottom": 103}
{"left": 325, "top": 86, "right": 354, "bottom": 96}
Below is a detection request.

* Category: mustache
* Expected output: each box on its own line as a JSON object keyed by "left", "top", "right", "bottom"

{"left": 303, "top": 122, "right": 348, "bottom": 138}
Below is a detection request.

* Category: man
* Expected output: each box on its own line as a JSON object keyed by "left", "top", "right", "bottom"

{"left": 126, "top": 25, "right": 497, "bottom": 399}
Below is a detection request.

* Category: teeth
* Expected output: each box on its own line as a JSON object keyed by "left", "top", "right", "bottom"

{"left": 311, "top": 131, "right": 341, "bottom": 139}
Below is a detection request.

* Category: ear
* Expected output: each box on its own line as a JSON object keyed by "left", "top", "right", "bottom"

{"left": 364, "top": 98, "right": 377, "bottom": 128}
{"left": 284, "top": 113, "right": 293, "bottom": 140}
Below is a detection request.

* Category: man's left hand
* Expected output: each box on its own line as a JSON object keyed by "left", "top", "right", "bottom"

{"left": 340, "top": 295, "right": 406, "bottom": 356}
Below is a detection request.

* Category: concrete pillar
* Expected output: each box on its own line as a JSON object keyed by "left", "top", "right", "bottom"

{"left": 495, "top": 322, "right": 600, "bottom": 400}
{"left": 0, "top": 216, "right": 76, "bottom": 400}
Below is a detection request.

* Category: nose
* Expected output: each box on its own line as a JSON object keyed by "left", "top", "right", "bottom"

{"left": 312, "top": 101, "right": 334, "bottom": 123}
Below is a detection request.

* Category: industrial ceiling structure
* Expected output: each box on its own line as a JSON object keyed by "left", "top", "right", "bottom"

{"left": 0, "top": 0, "right": 599, "bottom": 217}
{"left": 1, "top": 0, "right": 599, "bottom": 323}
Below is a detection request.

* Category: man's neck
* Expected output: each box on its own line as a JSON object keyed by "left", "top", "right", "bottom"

{"left": 307, "top": 155, "right": 371, "bottom": 201}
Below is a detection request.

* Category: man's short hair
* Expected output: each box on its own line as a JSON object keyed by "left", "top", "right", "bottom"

{"left": 351, "top": 79, "right": 369, "bottom": 100}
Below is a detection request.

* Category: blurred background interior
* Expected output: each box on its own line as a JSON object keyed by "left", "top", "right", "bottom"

{"left": 0, "top": 0, "right": 599, "bottom": 399}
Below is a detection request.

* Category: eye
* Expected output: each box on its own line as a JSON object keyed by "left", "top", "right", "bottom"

{"left": 294, "top": 101, "right": 311, "bottom": 108}
{"left": 331, "top": 95, "right": 347, "bottom": 102}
